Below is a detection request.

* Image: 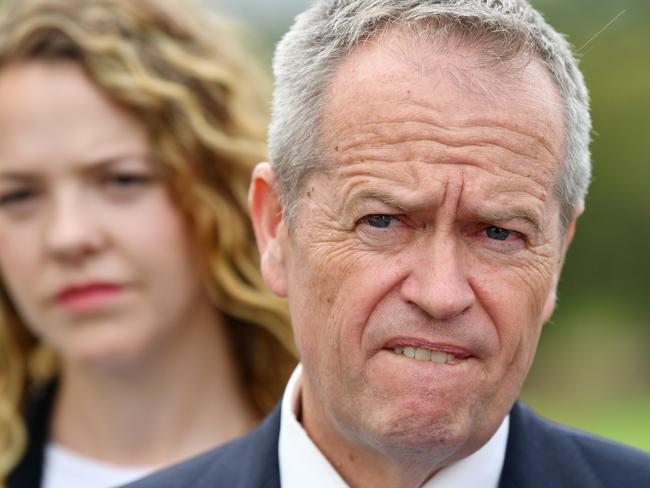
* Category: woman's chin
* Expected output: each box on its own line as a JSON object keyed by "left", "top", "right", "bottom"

{"left": 58, "top": 330, "right": 152, "bottom": 372}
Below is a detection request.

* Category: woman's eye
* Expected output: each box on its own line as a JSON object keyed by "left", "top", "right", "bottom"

{"left": 0, "top": 188, "right": 36, "bottom": 207}
{"left": 102, "top": 173, "right": 155, "bottom": 198}
{"left": 106, "top": 173, "right": 151, "bottom": 187}
{"left": 365, "top": 214, "right": 397, "bottom": 228}
{"left": 485, "top": 226, "right": 512, "bottom": 241}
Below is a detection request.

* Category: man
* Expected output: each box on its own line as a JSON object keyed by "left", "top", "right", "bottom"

{"left": 127, "top": 0, "right": 650, "bottom": 486}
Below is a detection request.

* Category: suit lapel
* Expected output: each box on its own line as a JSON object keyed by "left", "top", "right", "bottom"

{"left": 499, "top": 401, "right": 543, "bottom": 488}
{"left": 498, "top": 401, "right": 599, "bottom": 488}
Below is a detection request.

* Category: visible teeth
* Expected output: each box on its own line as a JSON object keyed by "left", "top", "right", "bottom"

{"left": 392, "top": 346, "right": 459, "bottom": 363}
{"left": 415, "top": 348, "right": 431, "bottom": 360}
{"left": 430, "top": 351, "right": 446, "bottom": 363}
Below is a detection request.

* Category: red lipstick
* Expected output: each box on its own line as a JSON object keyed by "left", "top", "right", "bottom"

{"left": 56, "top": 283, "right": 123, "bottom": 311}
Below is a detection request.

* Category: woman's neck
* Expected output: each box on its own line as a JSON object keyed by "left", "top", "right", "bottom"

{"left": 50, "top": 304, "right": 259, "bottom": 467}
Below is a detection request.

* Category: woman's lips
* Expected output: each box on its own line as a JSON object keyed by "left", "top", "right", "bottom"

{"left": 56, "top": 283, "right": 123, "bottom": 311}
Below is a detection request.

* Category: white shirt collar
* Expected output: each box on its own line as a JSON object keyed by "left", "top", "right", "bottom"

{"left": 278, "top": 364, "right": 509, "bottom": 488}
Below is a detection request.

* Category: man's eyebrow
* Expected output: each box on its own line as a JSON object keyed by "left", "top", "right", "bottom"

{"left": 341, "top": 189, "right": 543, "bottom": 232}
{"left": 475, "top": 208, "right": 543, "bottom": 236}
{"left": 342, "top": 188, "right": 434, "bottom": 214}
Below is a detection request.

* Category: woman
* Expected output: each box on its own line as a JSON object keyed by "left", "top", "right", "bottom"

{"left": 0, "top": 0, "right": 296, "bottom": 486}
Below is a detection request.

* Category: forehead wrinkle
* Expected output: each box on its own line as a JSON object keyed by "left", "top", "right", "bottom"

{"left": 324, "top": 58, "right": 564, "bottom": 184}
{"left": 339, "top": 187, "right": 440, "bottom": 217}
{"left": 328, "top": 159, "right": 551, "bottom": 234}
{"left": 332, "top": 138, "right": 554, "bottom": 196}
{"left": 325, "top": 44, "right": 563, "bottom": 152}
{"left": 333, "top": 163, "right": 442, "bottom": 217}
{"left": 328, "top": 104, "right": 561, "bottom": 177}
{"left": 488, "top": 180, "right": 549, "bottom": 208}
{"left": 332, "top": 161, "right": 479, "bottom": 219}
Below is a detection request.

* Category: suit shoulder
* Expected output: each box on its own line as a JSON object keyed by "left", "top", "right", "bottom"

{"left": 550, "top": 418, "right": 650, "bottom": 477}
{"left": 510, "top": 402, "right": 650, "bottom": 486}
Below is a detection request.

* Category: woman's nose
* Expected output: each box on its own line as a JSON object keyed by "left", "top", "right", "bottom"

{"left": 44, "top": 190, "right": 106, "bottom": 262}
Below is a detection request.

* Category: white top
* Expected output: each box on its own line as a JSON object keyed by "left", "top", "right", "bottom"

{"left": 42, "top": 442, "right": 157, "bottom": 488}
{"left": 279, "top": 364, "right": 510, "bottom": 488}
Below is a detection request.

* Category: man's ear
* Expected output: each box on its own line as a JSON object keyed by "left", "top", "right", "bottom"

{"left": 541, "top": 206, "right": 583, "bottom": 322}
{"left": 249, "top": 162, "right": 289, "bottom": 297}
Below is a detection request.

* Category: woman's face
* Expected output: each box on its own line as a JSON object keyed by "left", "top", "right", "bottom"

{"left": 0, "top": 61, "right": 213, "bottom": 368}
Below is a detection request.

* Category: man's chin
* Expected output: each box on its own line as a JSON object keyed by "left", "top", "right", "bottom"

{"left": 347, "top": 397, "right": 479, "bottom": 460}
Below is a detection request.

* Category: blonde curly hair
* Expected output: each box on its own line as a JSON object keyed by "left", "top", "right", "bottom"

{"left": 0, "top": 0, "right": 296, "bottom": 482}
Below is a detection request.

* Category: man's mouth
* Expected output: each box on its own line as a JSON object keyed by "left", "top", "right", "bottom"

{"left": 392, "top": 346, "right": 457, "bottom": 363}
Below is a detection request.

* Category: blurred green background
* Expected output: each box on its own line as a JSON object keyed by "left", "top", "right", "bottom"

{"left": 520, "top": 0, "right": 650, "bottom": 453}
{"left": 213, "top": 0, "right": 650, "bottom": 451}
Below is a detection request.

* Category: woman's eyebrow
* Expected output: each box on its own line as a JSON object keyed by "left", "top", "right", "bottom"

{"left": 76, "top": 154, "right": 153, "bottom": 173}
{"left": 0, "top": 170, "right": 36, "bottom": 182}
{"left": 0, "top": 153, "right": 153, "bottom": 179}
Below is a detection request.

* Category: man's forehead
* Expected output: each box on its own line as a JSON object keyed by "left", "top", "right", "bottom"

{"left": 312, "top": 28, "right": 565, "bottom": 206}
{"left": 321, "top": 27, "right": 564, "bottom": 141}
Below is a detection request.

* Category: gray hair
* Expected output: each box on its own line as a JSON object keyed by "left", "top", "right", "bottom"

{"left": 269, "top": 0, "right": 591, "bottom": 228}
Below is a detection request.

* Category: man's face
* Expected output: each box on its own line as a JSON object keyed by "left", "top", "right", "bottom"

{"left": 254, "top": 32, "right": 575, "bottom": 468}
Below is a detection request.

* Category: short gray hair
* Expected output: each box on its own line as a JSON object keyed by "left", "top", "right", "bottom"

{"left": 269, "top": 0, "right": 591, "bottom": 228}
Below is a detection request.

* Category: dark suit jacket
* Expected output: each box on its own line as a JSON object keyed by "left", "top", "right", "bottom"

{"left": 124, "top": 400, "right": 650, "bottom": 488}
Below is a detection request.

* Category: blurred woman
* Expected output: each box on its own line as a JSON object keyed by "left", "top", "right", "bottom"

{"left": 0, "top": 0, "right": 296, "bottom": 486}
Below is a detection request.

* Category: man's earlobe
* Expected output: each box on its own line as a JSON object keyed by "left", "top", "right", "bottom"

{"left": 249, "top": 163, "right": 289, "bottom": 297}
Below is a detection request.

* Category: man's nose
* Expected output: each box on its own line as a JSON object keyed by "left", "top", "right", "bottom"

{"left": 399, "top": 233, "right": 475, "bottom": 321}
{"left": 44, "top": 192, "right": 105, "bottom": 261}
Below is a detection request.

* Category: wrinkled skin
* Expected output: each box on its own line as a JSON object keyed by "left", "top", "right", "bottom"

{"left": 251, "top": 30, "right": 578, "bottom": 487}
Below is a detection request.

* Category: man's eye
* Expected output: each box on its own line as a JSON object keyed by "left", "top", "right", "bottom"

{"left": 0, "top": 188, "right": 36, "bottom": 207}
{"left": 365, "top": 215, "right": 395, "bottom": 228}
{"left": 485, "top": 226, "right": 512, "bottom": 241}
